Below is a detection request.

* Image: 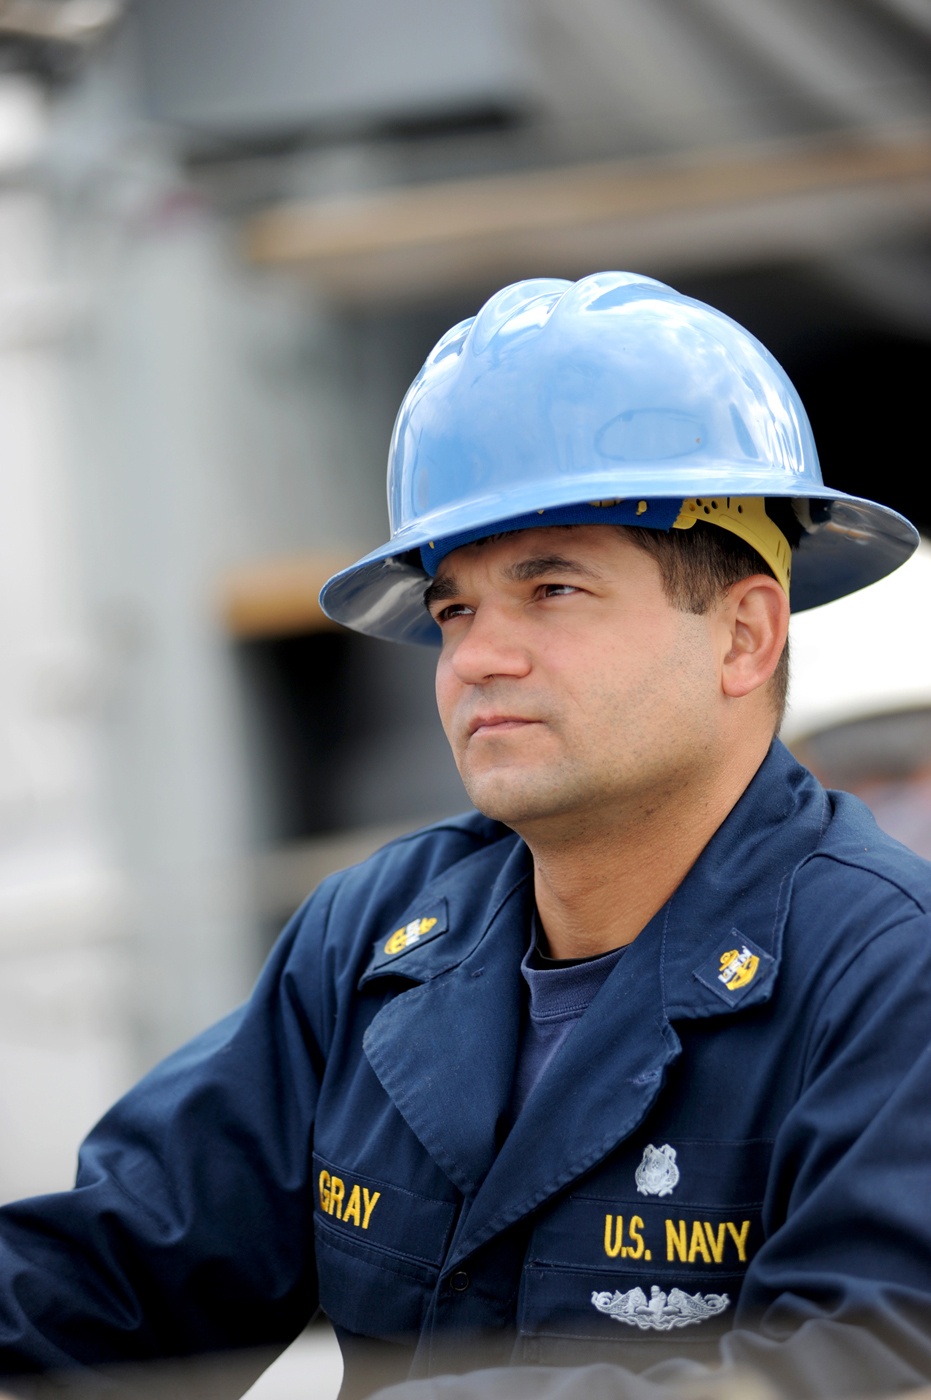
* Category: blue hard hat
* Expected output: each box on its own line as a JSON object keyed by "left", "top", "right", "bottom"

{"left": 320, "top": 271, "right": 917, "bottom": 645}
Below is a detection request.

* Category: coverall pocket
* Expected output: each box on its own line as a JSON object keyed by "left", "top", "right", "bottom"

{"left": 312, "top": 1153, "right": 458, "bottom": 1341}
{"left": 517, "top": 1138, "right": 770, "bottom": 1354}
{"left": 316, "top": 1220, "right": 439, "bottom": 1340}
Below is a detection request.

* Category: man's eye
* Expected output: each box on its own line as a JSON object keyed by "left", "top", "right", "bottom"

{"left": 539, "top": 583, "right": 578, "bottom": 598}
{"left": 434, "top": 602, "right": 473, "bottom": 623}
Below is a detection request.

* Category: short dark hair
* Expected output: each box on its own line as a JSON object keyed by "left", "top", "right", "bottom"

{"left": 623, "top": 517, "right": 791, "bottom": 727}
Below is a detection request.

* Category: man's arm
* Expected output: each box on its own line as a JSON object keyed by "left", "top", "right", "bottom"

{"left": 0, "top": 889, "right": 332, "bottom": 1385}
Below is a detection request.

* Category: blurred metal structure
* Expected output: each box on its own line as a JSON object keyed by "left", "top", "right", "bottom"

{"left": 134, "top": 0, "right": 527, "bottom": 148}
{"left": 244, "top": 131, "right": 931, "bottom": 304}
{"left": 234, "top": 0, "right": 931, "bottom": 304}
{"left": 0, "top": 0, "right": 122, "bottom": 81}
{"left": 0, "top": 0, "right": 121, "bottom": 45}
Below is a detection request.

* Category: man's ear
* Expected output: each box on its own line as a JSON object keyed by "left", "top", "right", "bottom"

{"left": 721, "top": 575, "right": 789, "bottom": 699}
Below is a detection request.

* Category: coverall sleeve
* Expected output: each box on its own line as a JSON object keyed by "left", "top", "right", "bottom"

{"left": 0, "top": 885, "right": 334, "bottom": 1385}
{"left": 371, "top": 906, "right": 931, "bottom": 1400}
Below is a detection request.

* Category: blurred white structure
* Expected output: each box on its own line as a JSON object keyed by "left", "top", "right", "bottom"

{"left": 785, "top": 540, "right": 931, "bottom": 859}
{"left": 0, "top": 51, "right": 342, "bottom": 1197}
{"left": 785, "top": 539, "right": 931, "bottom": 742}
{"left": 0, "top": 73, "right": 133, "bottom": 1201}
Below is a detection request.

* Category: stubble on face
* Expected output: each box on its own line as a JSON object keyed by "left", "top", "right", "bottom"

{"left": 455, "top": 643, "right": 713, "bottom": 837}
{"left": 431, "top": 527, "right": 722, "bottom": 842}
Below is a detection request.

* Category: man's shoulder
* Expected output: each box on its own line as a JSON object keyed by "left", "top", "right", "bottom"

{"left": 358, "top": 809, "right": 517, "bottom": 881}
{"left": 806, "top": 788, "right": 931, "bottom": 918}
{"left": 780, "top": 789, "right": 931, "bottom": 1003}
{"left": 288, "top": 810, "right": 522, "bottom": 963}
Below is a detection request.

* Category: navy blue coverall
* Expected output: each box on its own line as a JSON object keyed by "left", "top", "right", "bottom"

{"left": 2, "top": 741, "right": 931, "bottom": 1398}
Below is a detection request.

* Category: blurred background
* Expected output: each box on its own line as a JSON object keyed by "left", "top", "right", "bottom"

{"left": 0, "top": 0, "right": 929, "bottom": 1390}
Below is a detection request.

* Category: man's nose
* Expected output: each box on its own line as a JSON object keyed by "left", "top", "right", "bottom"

{"left": 446, "top": 604, "right": 532, "bottom": 685}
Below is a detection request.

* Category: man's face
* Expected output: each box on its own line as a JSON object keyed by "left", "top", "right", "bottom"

{"left": 427, "top": 525, "right": 725, "bottom": 836}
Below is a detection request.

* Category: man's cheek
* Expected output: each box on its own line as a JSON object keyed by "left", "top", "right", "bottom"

{"left": 435, "top": 670, "right": 469, "bottom": 742}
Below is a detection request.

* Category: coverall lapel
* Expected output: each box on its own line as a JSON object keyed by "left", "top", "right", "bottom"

{"left": 450, "top": 906, "right": 677, "bottom": 1263}
{"left": 658, "top": 738, "right": 826, "bottom": 1020}
{"left": 362, "top": 839, "right": 532, "bottom": 1197}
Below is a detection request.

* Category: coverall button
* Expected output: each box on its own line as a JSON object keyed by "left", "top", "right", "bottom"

{"left": 449, "top": 1270, "right": 470, "bottom": 1292}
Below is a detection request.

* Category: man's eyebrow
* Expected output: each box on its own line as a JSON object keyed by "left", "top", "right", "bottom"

{"left": 423, "top": 575, "right": 460, "bottom": 611}
{"left": 423, "top": 553, "right": 604, "bottom": 611}
{"left": 506, "top": 554, "right": 604, "bottom": 582}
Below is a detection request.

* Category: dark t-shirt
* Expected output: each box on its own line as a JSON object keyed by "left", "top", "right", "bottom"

{"left": 509, "top": 925, "right": 627, "bottom": 1122}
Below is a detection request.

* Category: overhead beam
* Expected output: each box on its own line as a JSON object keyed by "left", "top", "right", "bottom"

{"left": 245, "top": 130, "right": 931, "bottom": 303}
{"left": 219, "top": 552, "right": 355, "bottom": 640}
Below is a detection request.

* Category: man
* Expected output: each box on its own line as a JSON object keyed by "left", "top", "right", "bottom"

{"left": 1, "top": 272, "right": 930, "bottom": 1400}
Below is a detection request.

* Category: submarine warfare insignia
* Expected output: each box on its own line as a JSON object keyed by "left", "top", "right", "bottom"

{"left": 592, "top": 1285, "right": 730, "bottom": 1331}
{"left": 635, "top": 1143, "right": 680, "bottom": 1197}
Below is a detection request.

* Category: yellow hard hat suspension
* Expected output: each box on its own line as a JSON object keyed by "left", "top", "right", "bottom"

{"left": 673, "top": 497, "right": 792, "bottom": 599}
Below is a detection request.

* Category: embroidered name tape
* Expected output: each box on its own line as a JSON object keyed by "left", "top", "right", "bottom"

{"left": 693, "top": 931, "right": 775, "bottom": 1006}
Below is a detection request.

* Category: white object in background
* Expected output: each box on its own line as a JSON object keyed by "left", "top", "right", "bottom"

{"left": 244, "top": 1325, "right": 343, "bottom": 1400}
{"left": 0, "top": 74, "right": 46, "bottom": 173}
{"left": 0, "top": 74, "right": 135, "bottom": 1201}
{"left": 784, "top": 538, "right": 931, "bottom": 744}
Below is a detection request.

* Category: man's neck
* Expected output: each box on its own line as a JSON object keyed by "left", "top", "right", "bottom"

{"left": 525, "top": 742, "right": 771, "bottom": 961}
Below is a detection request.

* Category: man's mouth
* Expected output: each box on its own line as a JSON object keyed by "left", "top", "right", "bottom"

{"left": 467, "top": 714, "right": 538, "bottom": 738}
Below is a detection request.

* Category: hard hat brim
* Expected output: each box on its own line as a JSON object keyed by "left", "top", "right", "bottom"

{"left": 319, "top": 486, "right": 919, "bottom": 646}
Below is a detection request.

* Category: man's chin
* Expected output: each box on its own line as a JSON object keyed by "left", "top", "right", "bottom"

{"left": 460, "top": 771, "right": 581, "bottom": 830}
